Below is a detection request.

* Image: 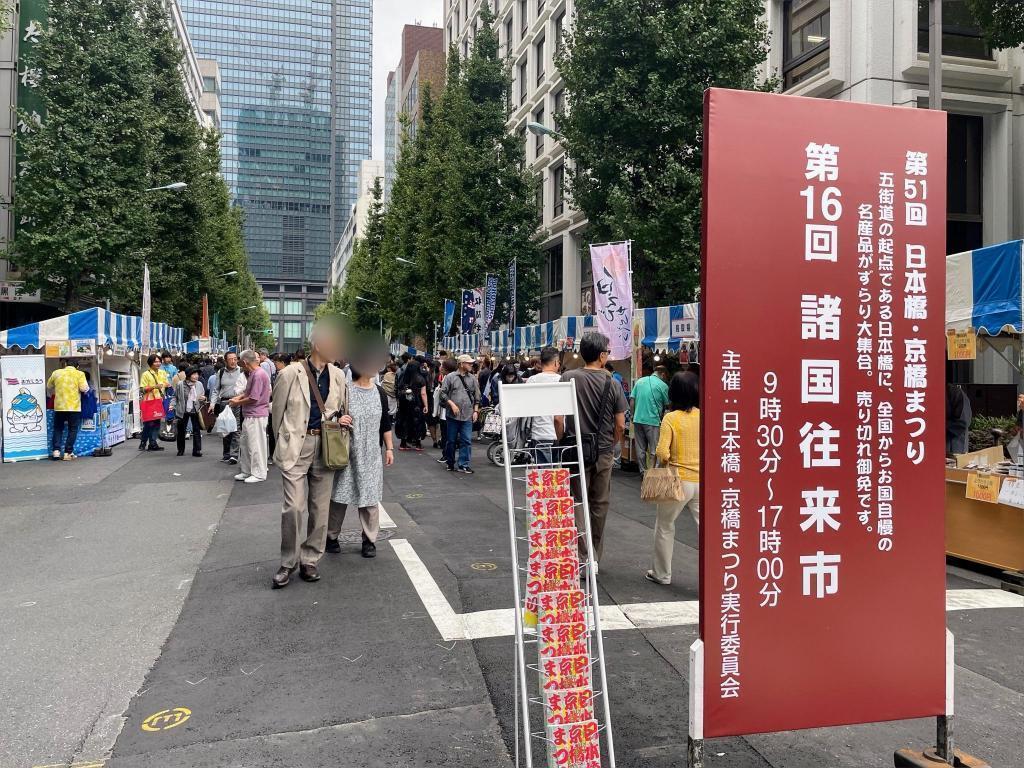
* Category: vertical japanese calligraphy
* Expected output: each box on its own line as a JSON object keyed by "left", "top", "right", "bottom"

{"left": 701, "top": 88, "right": 946, "bottom": 737}
{"left": 589, "top": 242, "right": 634, "bottom": 360}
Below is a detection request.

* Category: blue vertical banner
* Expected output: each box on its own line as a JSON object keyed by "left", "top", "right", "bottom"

{"left": 461, "top": 289, "right": 475, "bottom": 333}
{"left": 443, "top": 299, "right": 456, "bottom": 336}
{"left": 509, "top": 258, "right": 517, "bottom": 329}
{"left": 484, "top": 274, "right": 498, "bottom": 330}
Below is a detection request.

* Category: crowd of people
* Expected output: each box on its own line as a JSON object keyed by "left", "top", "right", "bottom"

{"left": 122, "top": 323, "right": 701, "bottom": 591}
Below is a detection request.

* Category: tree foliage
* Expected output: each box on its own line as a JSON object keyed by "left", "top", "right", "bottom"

{"left": 9, "top": 0, "right": 266, "bottom": 340}
{"left": 557, "top": 0, "right": 771, "bottom": 306}
{"left": 965, "top": 0, "right": 1024, "bottom": 49}
{"left": 345, "top": 3, "right": 541, "bottom": 339}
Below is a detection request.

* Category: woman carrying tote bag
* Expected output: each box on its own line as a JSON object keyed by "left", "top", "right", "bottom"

{"left": 645, "top": 371, "right": 700, "bottom": 586}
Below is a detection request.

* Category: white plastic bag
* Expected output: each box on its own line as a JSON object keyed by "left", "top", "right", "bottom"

{"left": 211, "top": 406, "right": 237, "bottom": 436}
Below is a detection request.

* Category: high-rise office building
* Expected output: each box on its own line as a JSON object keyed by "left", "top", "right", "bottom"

{"left": 180, "top": 0, "right": 371, "bottom": 349}
{"left": 381, "top": 25, "right": 445, "bottom": 209}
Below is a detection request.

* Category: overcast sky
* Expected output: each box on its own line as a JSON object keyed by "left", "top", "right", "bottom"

{"left": 372, "top": 1, "right": 444, "bottom": 159}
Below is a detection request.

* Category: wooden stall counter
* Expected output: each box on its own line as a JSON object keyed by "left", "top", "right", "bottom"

{"left": 945, "top": 467, "right": 1024, "bottom": 571}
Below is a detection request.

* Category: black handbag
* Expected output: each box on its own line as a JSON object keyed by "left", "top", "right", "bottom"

{"left": 558, "top": 376, "right": 614, "bottom": 467}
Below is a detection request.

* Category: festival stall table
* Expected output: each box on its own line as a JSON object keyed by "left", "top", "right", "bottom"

{"left": 0, "top": 308, "right": 185, "bottom": 460}
{"left": 945, "top": 240, "right": 1024, "bottom": 571}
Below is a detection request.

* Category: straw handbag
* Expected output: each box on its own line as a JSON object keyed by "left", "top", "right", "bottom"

{"left": 640, "top": 460, "right": 684, "bottom": 503}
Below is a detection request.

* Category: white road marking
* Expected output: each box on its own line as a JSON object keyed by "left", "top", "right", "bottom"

{"left": 390, "top": 538, "right": 1024, "bottom": 642}
{"left": 240, "top": 664, "right": 263, "bottom": 676}
{"left": 378, "top": 502, "right": 396, "bottom": 529}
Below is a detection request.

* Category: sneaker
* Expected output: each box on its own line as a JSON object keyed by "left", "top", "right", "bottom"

{"left": 138, "top": 443, "right": 146, "bottom": 451}
{"left": 220, "top": 456, "right": 231, "bottom": 462}
{"left": 147, "top": 444, "right": 165, "bottom": 451}
{"left": 446, "top": 464, "right": 456, "bottom": 472}
{"left": 398, "top": 444, "right": 410, "bottom": 452}
{"left": 435, "top": 457, "right": 448, "bottom": 465}
{"left": 644, "top": 570, "right": 670, "bottom": 585}
{"left": 243, "top": 476, "right": 264, "bottom": 484}
{"left": 414, "top": 444, "right": 424, "bottom": 453}
{"left": 458, "top": 466, "right": 474, "bottom": 475}
{"left": 325, "top": 537, "right": 341, "bottom": 554}
{"left": 227, "top": 456, "right": 238, "bottom": 465}
{"left": 62, "top": 453, "right": 76, "bottom": 461}
{"left": 361, "top": 540, "right": 377, "bottom": 558}
{"left": 51, "top": 450, "right": 61, "bottom": 461}
{"left": 234, "top": 473, "right": 249, "bottom": 481}
{"left": 192, "top": 452, "right": 203, "bottom": 457}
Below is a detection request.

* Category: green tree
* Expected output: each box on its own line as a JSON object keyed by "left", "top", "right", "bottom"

{"left": 965, "top": 0, "right": 1024, "bottom": 49}
{"left": 378, "top": 4, "right": 540, "bottom": 338}
{"left": 341, "top": 176, "right": 387, "bottom": 331}
{"left": 10, "top": 0, "right": 158, "bottom": 311}
{"left": 557, "top": 0, "right": 771, "bottom": 306}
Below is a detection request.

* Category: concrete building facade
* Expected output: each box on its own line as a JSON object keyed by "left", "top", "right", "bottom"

{"left": 445, "top": 0, "right": 588, "bottom": 323}
{"left": 330, "top": 158, "right": 384, "bottom": 289}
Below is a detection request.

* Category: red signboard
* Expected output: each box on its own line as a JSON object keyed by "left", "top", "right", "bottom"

{"left": 699, "top": 88, "right": 947, "bottom": 738}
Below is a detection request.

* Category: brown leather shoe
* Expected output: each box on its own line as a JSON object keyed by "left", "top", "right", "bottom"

{"left": 272, "top": 566, "right": 295, "bottom": 589}
{"left": 299, "top": 563, "right": 320, "bottom": 582}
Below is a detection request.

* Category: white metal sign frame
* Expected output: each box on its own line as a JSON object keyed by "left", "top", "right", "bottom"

{"left": 497, "top": 379, "right": 617, "bottom": 768}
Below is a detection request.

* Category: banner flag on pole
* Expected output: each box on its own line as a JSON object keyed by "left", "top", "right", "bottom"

{"left": 443, "top": 299, "right": 456, "bottom": 337}
{"left": 509, "top": 258, "right": 517, "bottom": 329}
{"left": 141, "top": 263, "right": 151, "bottom": 352}
{"left": 461, "top": 289, "right": 475, "bottom": 333}
{"left": 484, "top": 274, "right": 498, "bottom": 330}
{"left": 589, "top": 241, "right": 634, "bottom": 360}
{"left": 472, "top": 286, "right": 484, "bottom": 333}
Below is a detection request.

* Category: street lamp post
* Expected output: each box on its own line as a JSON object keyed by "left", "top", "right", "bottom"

{"left": 526, "top": 121, "right": 564, "bottom": 141}
{"left": 355, "top": 295, "right": 383, "bottom": 337}
{"left": 395, "top": 257, "right": 417, "bottom": 266}
{"left": 146, "top": 181, "right": 188, "bottom": 192}
{"left": 218, "top": 270, "right": 239, "bottom": 278}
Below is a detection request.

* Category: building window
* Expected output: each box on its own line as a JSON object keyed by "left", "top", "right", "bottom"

{"left": 536, "top": 175, "right": 544, "bottom": 222}
{"left": 540, "top": 244, "right": 564, "bottom": 322}
{"left": 263, "top": 299, "right": 280, "bottom": 315}
{"left": 782, "top": 0, "right": 830, "bottom": 90}
{"left": 534, "top": 107, "right": 545, "bottom": 157}
{"left": 283, "top": 322, "right": 303, "bottom": 340}
{"left": 202, "top": 76, "right": 217, "bottom": 93}
{"left": 518, "top": 125, "right": 527, "bottom": 170}
{"left": 519, "top": 59, "right": 528, "bottom": 105}
{"left": 555, "top": 11, "right": 565, "bottom": 53}
{"left": 537, "top": 0, "right": 545, "bottom": 15}
{"left": 283, "top": 299, "right": 303, "bottom": 315}
{"left": 917, "top": 0, "right": 991, "bottom": 60}
{"left": 504, "top": 17, "right": 513, "bottom": 56}
{"left": 519, "top": 0, "right": 528, "bottom": 38}
{"left": 553, "top": 89, "right": 564, "bottom": 132}
{"left": 536, "top": 36, "right": 545, "bottom": 84}
{"left": 947, "top": 113, "right": 983, "bottom": 254}
{"left": 552, "top": 164, "right": 565, "bottom": 217}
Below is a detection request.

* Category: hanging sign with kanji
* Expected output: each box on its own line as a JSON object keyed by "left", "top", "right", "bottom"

{"left": 700, "top": 88, "right": 947, "bottom": 737}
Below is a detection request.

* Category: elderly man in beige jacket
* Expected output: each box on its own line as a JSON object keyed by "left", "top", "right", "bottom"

{"left": 270, "top": 322, "right": 350, "bottom": 588}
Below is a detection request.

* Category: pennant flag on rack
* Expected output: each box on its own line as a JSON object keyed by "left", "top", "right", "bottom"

{"left": 443, "top": 299, "right": 456, "bottom": 336}
{"left": 590, "top": 241, "right": 634, "bottom": 360}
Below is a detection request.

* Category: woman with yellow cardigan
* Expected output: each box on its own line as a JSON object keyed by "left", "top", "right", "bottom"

{"left": 645, "top": 371, "right": 700, "bottom": 585}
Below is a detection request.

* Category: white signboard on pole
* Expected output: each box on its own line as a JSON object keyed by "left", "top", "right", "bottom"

{"left": 1, "top": 354, "right": 49, "bottom": 462}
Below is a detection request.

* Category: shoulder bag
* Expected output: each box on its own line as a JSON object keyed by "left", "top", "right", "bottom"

{"left": 557, "top": 374, "right": 614, "bottom": 467}
{"left": 306, "top": 364, "right": 350, "bottom": 470}
{"left": 640, "top": 460, "right": 684, "bottom": 503}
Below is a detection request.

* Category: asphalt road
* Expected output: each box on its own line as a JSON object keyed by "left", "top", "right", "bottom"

{"left": 2, "top": 437, "right": 1021, "bottom": 767}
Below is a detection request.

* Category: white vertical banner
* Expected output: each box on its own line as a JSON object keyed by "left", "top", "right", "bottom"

{"left": 589, "top": 241, "right": 634, "bottom": 360}
{"left": 141, "top": 263, "right": 151, "bottom": 352}
{"left": 1, "top": 354, "right": 49, "bottom": 462}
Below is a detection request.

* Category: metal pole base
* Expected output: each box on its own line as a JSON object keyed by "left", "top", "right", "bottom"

{"left": 687, "top": 736, "right": 703, "bottom": 768}
{"left": 894, "top": 748, "right": 990, "bottom": 768}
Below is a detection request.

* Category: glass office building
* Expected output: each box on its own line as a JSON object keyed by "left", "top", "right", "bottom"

{"left": 181, "top": 0, "right": 371, "bottom": 348}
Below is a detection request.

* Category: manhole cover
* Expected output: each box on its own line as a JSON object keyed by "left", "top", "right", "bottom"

{"left": 405, "top": 492, "right": 424, "bottom": 499}
{"left": 471, "top": 562, "right": 497, "bottom": 571}
{"left": 334, "top": 528, "right": 396, "bottom": 546}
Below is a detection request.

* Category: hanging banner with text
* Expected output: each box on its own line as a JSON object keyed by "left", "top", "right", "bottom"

{"left": 1, "top": 354, "right": 49, "bottom": 462}
{"left": 484, "top": 274, "right": 498, "bottom": 331}
{"left": 700, "top": 88, "right": 947, "bottom": 737}
{"left": 509, "top": 258, "right": 518, "bottom": 329}
{"left": 590, "top": 241, "right": 633, "bottom": 360}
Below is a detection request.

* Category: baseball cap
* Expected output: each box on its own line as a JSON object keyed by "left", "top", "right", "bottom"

{"left": 457, "top": 354, "right": 474, "bottom": 364}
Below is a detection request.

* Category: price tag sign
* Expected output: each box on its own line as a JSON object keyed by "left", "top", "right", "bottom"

{"left": 946, "top": 329, "right": 976, "bottom": 360}
{"left": 966, "top": 472, "right": 1001, "bottom": 504}
{"left": 996, "top": 476, "right": 1024, "bottom": 509}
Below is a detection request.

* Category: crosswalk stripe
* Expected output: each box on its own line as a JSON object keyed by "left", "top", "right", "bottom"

{"left": 390, "top": 538, "right": 1024, "bottom": 642}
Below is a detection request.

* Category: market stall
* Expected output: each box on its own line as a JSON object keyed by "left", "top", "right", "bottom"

{"left": 944, "top": 239, "right": 1024, "bottom": 571}
{"left": 0, "top": 308, "right": 186, "bottom": 461}
{"left": 439, "top": 332, "right": 480, "bottom": 357}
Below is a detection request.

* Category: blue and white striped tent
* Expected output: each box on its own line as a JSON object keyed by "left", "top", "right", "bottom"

{"left": 440, "top": 333, "right": 480, "bottom": 356}
{"left": 946, "top": 240, "right": 1024, "bottom": 334}
{"left": 0, "top": 307, "right": 185, "bottom": 352}
{"left": 635, "top": 303, "right": 700, "bottom": 351}
{"left": 183, "top": 333, "right": 230, "bottom": 355}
